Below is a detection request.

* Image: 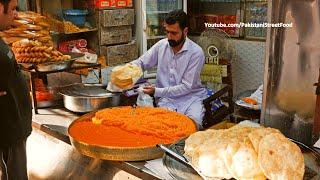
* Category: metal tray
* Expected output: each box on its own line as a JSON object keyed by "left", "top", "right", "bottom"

{"left": 163, "top": 139, "right": 320, "bottom": 180}
{"left": 19, "top": 53, "right": 84, "bottom": 72}
{"left": 68, "top": 112, "right": 166, "bottom": 161}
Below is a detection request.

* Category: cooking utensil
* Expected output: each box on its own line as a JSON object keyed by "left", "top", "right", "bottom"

{"left": 157, "top": 144, "right": 209, "bottom": 180}
{"left": 68, "top": 112, "right": 166, "bottom": 161}
{"left": 59, "top": 83, "right": 121, "bottom": 113}
{"left": 34, "top": 59, "right": 75, "bottom": 72}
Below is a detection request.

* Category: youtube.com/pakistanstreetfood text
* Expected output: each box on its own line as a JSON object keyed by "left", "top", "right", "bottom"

{"left": 205, "top": 22, "right": 293, "bottom": 28}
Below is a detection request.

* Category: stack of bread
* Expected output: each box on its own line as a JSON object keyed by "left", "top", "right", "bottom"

{"left": 12, "top": 39, "right": 71, "bottom": 63}
{"left": 184, "top": 125, "right": 305, "bottom": 180}
{"left": 0, "top": 11, "right": 53, "bottom": 46}
{"left": 110, "top": 63, "right": 143, "bottom": 90}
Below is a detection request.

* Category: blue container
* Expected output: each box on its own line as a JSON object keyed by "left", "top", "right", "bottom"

{"left": 63, "top": 9, "right": 88, "bottom": 27}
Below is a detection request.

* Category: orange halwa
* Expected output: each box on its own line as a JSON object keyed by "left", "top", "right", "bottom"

{"left": 69, "top": 106, "right": 197, "bottom": 147}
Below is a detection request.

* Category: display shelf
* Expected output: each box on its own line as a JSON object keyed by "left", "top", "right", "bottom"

{"left": 50, "top": 28, "right": 98, "bottom": 35}
{"left": 146, "top": 10, "right": 171, "bottom": 14}
{"left": 147, "top": 35, "right": 166, "bottom": 40}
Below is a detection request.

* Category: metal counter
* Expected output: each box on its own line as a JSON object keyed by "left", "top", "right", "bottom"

{"left": 29, "top": 108, "right": 162, "bottom": 180}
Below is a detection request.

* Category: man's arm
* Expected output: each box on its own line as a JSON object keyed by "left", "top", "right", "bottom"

{"left": 154, "top": 52, "right": 205, "bottom": 98}
{"left": 131, "top": 42, "right": 159, "bottom": 71}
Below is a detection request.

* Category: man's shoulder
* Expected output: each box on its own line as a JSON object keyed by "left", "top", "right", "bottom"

{"left": 187, "top": 38, "right": 204, "bottom": 57}
{"left": 156, "top": 38, "right": 168, "bottom": 47}
{"left": 148, "top": 38, "right": 168, "bottom": 52}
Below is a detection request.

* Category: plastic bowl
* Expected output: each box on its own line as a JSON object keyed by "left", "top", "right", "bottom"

{"left": 63, "top": 9, "right": 88, "bottom": 27}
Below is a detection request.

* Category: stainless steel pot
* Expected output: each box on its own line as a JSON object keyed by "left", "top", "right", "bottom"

{"left": 59, "top": 83, "right": 121, "bottom": 113}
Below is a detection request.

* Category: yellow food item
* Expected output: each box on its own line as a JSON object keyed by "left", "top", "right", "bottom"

{"left": 1, "top": 11, "right": 53, "bottom": 46}
{"left": 248, "top": 127, "right": 281, "bottom": 152}
{"left": 184, "top": 125, "right": 305, "bottom": 180}
{"left": 258, "top": 133, "right": 305, "bottom": 180}
{"left": 110, "top": 64, "right": 143, "bottom": 89}
{"left": 12, "top": 39, "right": 71, "bottom": 63}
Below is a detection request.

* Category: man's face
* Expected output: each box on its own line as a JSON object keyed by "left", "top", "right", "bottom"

{"left": 0, "top": 0, "right": 17, "bottom": 30}
{"left": 164, "top": 22, "right": 188, "bottom": 47}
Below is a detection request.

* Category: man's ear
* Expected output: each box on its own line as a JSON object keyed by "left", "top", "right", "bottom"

{"left": 183, "top": 27, "right": 188, "bottom": 36}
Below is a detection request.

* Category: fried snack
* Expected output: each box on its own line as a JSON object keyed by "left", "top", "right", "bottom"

{"left": 258, "top": 133, "right": 305, "bottom": 180}
{"left": 63, "top": 21, "right": 81, "bottom": 33}
{"left": 12, "top": 39, "right": 71, "bottom": 63}
{"left": 184, "top": 129, "right": 219, "bottom": 157}
{"left": 16, "top": 11, "right": 47, "bottom": 24}
{"left": 248, "top": 127, "right": 281, "bottom": 152}
{"left": 110, "top": 64, "right": 143, "bottom": 89}
{"left": 184, "top": 125, "right": 305, "bottom": 180}
{"left": 191, "top": 130, "right": 233, "bottom": 179}
{"left": 1, "top": 11, "right": 53, "bottom": 45}
{"left": 2, "top": 37, "right": 26, "bottom": 44}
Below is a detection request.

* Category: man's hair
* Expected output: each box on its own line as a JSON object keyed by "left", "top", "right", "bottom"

{"left": 0, "top": 0, "right": 10, "bottom": 14}
{"left": 164, "top": 9, "right": 188, "bottom": 30}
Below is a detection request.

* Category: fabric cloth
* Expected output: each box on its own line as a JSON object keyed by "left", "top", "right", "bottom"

{"left": 0, "top": 139, "right": 28, "bottom": 180}
{"left": 0, "top": 38, "right": 32, "bottom": 148}
{"left": 132, "top": 38, "right": 207, "bottom": 128}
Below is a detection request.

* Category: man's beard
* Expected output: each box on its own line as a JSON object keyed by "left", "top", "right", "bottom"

{"left": 168, "top": 36, "right": 185, "bottom": 47}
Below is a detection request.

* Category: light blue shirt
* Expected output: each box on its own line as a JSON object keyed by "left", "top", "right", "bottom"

{"left": 132, "top": 37, "right": 207, "bottom": 110}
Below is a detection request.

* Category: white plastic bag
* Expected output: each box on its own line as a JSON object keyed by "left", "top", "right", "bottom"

{"left": 136, "top": 87, "right": 154, "bottom": 107}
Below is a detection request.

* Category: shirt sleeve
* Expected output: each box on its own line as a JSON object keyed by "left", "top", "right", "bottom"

{"left": 154, "top": 51, "right": 205, "bottom": 98}
{"left": 131, "top": 42, "right": 159, "bottom": 71}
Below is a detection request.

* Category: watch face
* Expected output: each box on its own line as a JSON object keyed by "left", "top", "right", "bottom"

{"left": 124, "top": 89, "right": 138, "bottom": 97}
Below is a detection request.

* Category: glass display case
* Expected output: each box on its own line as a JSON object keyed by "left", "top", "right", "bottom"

{"left": 187, "top": 0, "right": 242, "bottom": 37}
{"left": 187, "top": 0, "right": 267, "bottom": 40}
{"left": 143, "top": 0, "right": 185, "bottom": 51}
{"left": 244, "top": 0, "right": 267, "bottom": 40}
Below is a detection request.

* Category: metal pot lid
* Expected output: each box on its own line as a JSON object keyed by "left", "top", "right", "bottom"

{"left": 60, "top": 83, "right": 114, "bottom": 97}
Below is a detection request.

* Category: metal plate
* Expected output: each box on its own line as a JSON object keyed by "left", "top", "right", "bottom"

{"left": 19, "top": 53, "right": 84, "bottom": 72}
{"left": 68, "top": 112, "right": 166, "bottom": 161}
{"left": 163, "top": 139, "right": 320, "bottom": 180}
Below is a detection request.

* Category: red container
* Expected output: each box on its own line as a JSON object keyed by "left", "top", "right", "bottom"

{"left": 92, "top": 0, "right": 132, "bottom": 9}
{"left": 116, "top": 0, "right": 132, "bottom": 7}
{"left": 59, "top": 39, "right": 88, "bottom": 53}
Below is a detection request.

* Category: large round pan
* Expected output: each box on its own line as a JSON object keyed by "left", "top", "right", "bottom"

{"left": 68, "top": 112, "right": 166, "bottom": 161}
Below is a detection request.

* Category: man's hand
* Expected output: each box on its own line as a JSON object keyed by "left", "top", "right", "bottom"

{"left": 143, "top": 86, "right": 155, "bottom": 95}
{"left": 0, "top": 91, "right": 7, "bottom": 96}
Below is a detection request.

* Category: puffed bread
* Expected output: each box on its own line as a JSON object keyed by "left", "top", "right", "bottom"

{"left": 258, "top": 133, "right": 304, "bottom": 180}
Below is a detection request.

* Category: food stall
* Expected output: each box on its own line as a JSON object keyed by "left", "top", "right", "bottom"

{"left": 2, "top": 0, "right": 320, "bottom": 179}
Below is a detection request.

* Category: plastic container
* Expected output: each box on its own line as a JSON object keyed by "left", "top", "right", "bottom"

{"left": 63, "top": 9, "right": 88, "bottom": 27}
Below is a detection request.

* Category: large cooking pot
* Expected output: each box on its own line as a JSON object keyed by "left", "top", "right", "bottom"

{"left": 59, "top": 83, "right": 121, "bottom": 113}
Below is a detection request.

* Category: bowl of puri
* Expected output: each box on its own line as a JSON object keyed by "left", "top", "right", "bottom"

{"left": 68, "top": 106, "right": 197, "bottom": 161}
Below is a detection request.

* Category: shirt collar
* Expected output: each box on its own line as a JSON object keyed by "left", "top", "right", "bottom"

{"left": 179, "top": 37, "right": 189, "bottom": 53}
{"left": 166, "top": 37, "right": 190, "bottom": 54}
